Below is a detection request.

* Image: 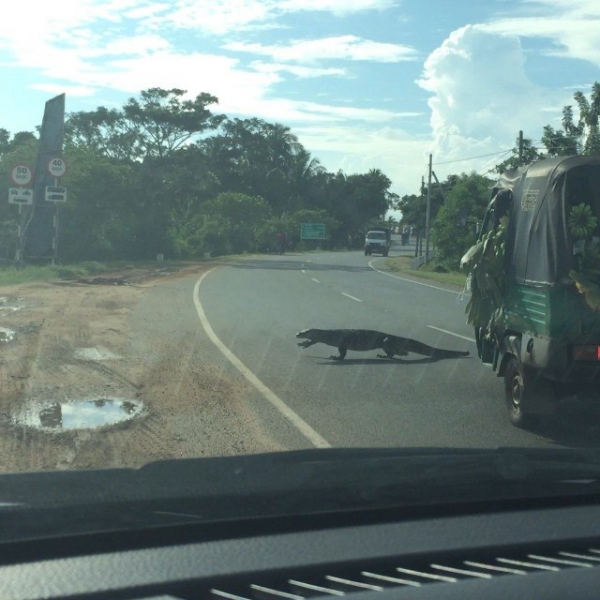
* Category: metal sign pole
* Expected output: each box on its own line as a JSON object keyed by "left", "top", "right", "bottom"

{"left": 53, "top": 176, "right": 58, "bottom": 265}
{"left": 425, "top": 153, "right": 433, "bottom": 264}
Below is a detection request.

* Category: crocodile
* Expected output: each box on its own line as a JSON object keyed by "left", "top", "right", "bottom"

{"left": 296, "top": 328, "right": 470, "bottom": 361}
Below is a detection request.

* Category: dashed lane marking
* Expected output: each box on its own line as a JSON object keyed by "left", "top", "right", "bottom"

{"left": 368, "top": 258, "right": 462, "bottom": 295}
{"left": 427, "top": 325, "right": 475, "bottom": 343}
{"left": 341, "top": 292, "right": 362, "bottom": 302}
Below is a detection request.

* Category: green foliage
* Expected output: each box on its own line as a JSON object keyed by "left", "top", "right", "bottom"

{"left": 541, "top": 84, "right": 600, "bottom": 156}
{"left": 495, "top": 137, "right": 544, "bottom": 173}
{"left": 183, "top": 193, "right": 272, "bottom": 256}
{"left": 431, "top": 173, "right": 493, "bottom": 269}
{"left": 461, "top": 218, "right": 508, "bottom": 333}
{"left": 0, "top": 130, "right": 38, "bottom": 260}
{"left": 2, "top": 87, "right": 397, "bottom": 264}
{"left": 568, "top": 202, "right": 600, "bottom": 311}
{"left": 0, "top": 261, "right": 109, "bottom": 286}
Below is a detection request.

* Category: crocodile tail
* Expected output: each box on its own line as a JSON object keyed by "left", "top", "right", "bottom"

{"left": 405, "top": 338, "right": 470, "bottom": 358}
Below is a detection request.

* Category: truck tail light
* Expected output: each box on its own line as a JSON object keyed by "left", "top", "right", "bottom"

{"left": 572, "top": 345, "right": 600, "bottom": 361}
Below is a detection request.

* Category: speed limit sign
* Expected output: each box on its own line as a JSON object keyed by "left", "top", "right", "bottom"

{"left": 10, "top": 164, "right": 32, "bottom": 186}
{"left": 47, "top": 157, "right": 67, "bottom": 178}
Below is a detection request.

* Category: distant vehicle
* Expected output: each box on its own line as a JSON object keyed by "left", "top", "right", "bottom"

{"left": 364, "top": 228, "right": 391, "bottom": 256}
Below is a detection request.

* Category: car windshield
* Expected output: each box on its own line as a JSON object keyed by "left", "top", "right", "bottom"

{"left": 2, "top": 0, "right": 600, "bottom": 528}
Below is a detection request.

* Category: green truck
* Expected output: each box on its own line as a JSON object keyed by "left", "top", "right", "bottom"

{"left": 464, "top": 156, "right": 600, "bottom": 427}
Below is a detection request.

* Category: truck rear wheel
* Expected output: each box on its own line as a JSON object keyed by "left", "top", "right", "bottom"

{"left": 504, "top": 357, "right": 553, "bottom": 428}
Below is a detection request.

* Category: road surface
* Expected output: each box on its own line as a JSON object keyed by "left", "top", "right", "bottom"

{"left": 135, "top": 238, "right": 600, "bottom": 452}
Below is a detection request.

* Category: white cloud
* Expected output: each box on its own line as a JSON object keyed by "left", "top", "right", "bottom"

{"left": 278, "top": 0, "right": 396, "bottom": 15}
{"left": 481, "top": 0, "right": 600, "bottom": 66}
{"left": 160, "top": 0, "right": 398, "bottom": 34}
{"left": 417, "top": 25, "right": 567, "bottom": 175}
{"left": 295, "top": 124, "right": 429, "bottom": 196}
{"left": 251, "top": 61, "right": 347, "bottom": 78}
{"left": 29, "top": 84, "right": 97, "bottom": 97}
{"left": 225, "top": 36, "right": 417, "bottom": 63}
{"left": 162, "top": 0, "right": 276, "bottom": 35}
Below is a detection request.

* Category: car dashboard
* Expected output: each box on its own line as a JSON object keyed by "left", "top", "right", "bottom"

{"left": 2, "top": 499, "right": 600, "bottom": 600}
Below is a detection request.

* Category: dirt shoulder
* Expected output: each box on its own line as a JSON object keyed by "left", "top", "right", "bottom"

{"left": 0, "top": 262, "right": 282, "bottom": 473}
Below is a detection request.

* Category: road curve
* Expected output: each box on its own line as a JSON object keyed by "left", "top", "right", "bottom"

{"left": 193, "top": 248, "right": 586, "bottom": 451}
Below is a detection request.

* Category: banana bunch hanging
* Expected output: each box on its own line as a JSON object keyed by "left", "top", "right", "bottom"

{"left": 568, "top": 204, "right": 598, "bottom": 239}
{"left": 568, "top": 203, "right": 600, "bottom": 311}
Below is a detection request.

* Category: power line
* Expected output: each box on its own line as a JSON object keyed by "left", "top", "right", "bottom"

{"left": 477, "top": 149, "right": 513, "bottom": 174}
{"left": 432, "top": 148, "right": 513, "bottom": 166}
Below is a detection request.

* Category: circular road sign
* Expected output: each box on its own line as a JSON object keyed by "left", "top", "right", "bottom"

{"left": 10, "top": 164, "right": 33, "bottom": 186}
{"left": 47, "top": 157, "right": 67, "bottom": 178}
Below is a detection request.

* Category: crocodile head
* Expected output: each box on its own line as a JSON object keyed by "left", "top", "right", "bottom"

{"left": 296, "top": 329, "right": 316, "bottom": 339}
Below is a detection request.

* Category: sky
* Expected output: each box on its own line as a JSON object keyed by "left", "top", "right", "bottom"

{"left": 1, "top": 0, "right": 600, "bottom": 198}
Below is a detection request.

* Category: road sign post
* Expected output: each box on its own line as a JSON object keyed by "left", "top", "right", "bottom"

{"left": 10, "top": 164, "right": 33, "bottom": 187}
{"left": 8, "top": 188, "right": 34, "bottom": 205}
{"left": 45, "top": 186, "right": 67, "bottom": 202}
{"left": 300, "top": 223, "right": 326, "bottom": 240}
{"left": 8, "top": 164, "right": 34, "bottom": 267}
{"left": 46, "top": 157, "right": 67, "bottom": 265}
{"left": 47, "top": 157, "right": 67, "bottom": 178}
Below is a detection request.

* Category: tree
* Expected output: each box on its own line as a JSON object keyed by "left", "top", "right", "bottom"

{"left": 541, "top": 84, "right": 600, "bottom": 156}
{"left": 431, "top": 173, "right": 493, "bottom": 268}
{"left": 66, "top": 88, "right": 225, "bottom": 161}
{"left": 574, "top": 82, "right": 600, "bottom": 155}
{"left": 495, "top": 136, "right": 544, "bottom": 172}
{"left": 0, "top": 130, "right": 38, "bottom": 260}
{"left": 123, "top": 88, "right": 225, "bottom": 158}
{"left": 187, "top": 192, "right": 273, "bottom": 255}
{"left": 541, "top": 106, "right": 582, "bottom": 157}
{"left": 58, "top": 146, "right": 135, "bottom": 261}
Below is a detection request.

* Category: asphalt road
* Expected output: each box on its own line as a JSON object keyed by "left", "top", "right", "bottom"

{"left": 136, "top": 237, "right": 600, "bottom": 453}
{"left": 183, "top": 237, "right": 600, "bottom": 452}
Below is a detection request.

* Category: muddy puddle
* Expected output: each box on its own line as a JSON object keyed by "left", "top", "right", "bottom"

{"left": 0, "top": 327, "right": 16, "bottom": 342}
{"left": 14, "top": 398, "right": 144, "bottom": 431}
{"left": 0, "top": 297, "right": 21, "bottom": 311}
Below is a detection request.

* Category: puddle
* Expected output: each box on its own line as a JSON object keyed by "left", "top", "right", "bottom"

{"left": 74, "top": 347, "right": 122, "bottom": 361}
{"left": 0, "top": 327, "right": 16, "bottom": 342}
{"left": 0, "top": 297, "right": 21, "bottom": 312}
{"left": 15, "top": 398, "right": 144, "bottom": 431}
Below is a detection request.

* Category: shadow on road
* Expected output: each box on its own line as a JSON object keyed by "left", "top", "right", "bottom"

{"left": 310, "top": 356, "right": 440, "bottom": 365}
{"left": 521, "top": 400, "right": 600, "bottom": 448}
{"left": 230, "top": 259, "right": 373, "bottom": 273}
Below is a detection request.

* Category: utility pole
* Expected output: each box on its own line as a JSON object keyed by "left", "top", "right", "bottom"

{"left": 518, "top": 130, "right": 524, "bottom": 166}
{"left": 416, "top": 176, "right": 424, "bottom": 257}
{"left": 425, "top": 153, "right": 432, "bottom": 264}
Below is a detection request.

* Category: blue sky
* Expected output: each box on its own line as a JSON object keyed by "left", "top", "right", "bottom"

{"left": 1, "top": 0, "right": 600, "bottom": 197}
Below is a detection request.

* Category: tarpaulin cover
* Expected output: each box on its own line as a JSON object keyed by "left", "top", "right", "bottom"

{"left": 494, "top": 155, "right": 600, "bottom": 287}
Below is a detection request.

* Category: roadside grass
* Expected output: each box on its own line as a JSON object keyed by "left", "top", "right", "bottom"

{"left": 0, "top": 261, "right": 113, "bottom": 286}
{"left": 0, "top": 259, "right": 198, "bottom": 287}
{"left": 384, "top": 256, "right": 468, "bottom": 288}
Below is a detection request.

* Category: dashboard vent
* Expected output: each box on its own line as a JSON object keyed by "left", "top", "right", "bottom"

{"left": 208, "top": 546, "right": 600, "bottom": 599}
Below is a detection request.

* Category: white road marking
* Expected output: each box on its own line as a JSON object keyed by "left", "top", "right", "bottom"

{"left": 427, "top": 325, "right": 475, "bottom": 343}
{"left": 341, "top": 292, "right": 362, "bottom": 302}
{"left": 311, "top": 278, "right": 320, "bottom": 283}
{"left": 368, "top": 258, "right": 462, "bottom": 295}
{"left": 193, "top": 269, "right": 331, "bottom": 449}
{"left": 301, "top": 269, "right": 306, "bottom": 274}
